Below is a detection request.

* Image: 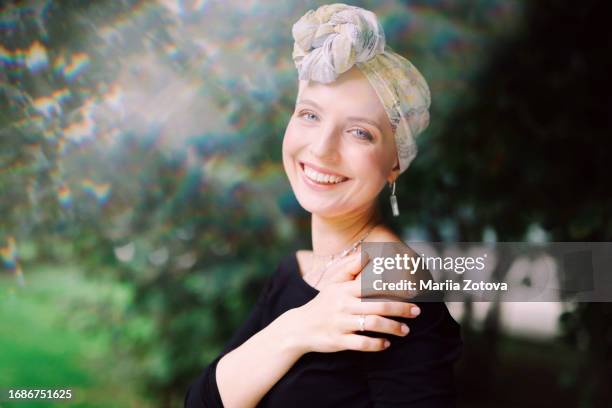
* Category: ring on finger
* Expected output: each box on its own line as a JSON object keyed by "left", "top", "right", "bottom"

{"left": 358, "top": 314, "right": 366, "bottom": 332}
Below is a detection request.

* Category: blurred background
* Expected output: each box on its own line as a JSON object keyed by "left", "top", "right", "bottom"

{"left": 1, "top": 0, "right": 610, "bottom": 407}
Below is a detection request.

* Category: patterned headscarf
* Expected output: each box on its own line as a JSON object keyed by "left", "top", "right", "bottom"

{"left": 292, "top": 3, "right": 431, "bottom": 174}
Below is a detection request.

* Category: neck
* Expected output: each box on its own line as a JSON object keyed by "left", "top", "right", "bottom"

{"left": 310, "top": 203, "right": 382, "bottom": 257}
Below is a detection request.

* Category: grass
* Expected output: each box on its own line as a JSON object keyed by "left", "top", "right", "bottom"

{"left": 0, "top": 265, "right": 147, "bottom": 408}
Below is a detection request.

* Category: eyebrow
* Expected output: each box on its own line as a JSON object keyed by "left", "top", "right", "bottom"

{"left": 297, "top": 98, "right": 383, "bottom": 131}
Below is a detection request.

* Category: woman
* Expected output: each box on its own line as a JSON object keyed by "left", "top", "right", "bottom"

{"left": 185, "top": 4, "right": 462, "bottom": 407}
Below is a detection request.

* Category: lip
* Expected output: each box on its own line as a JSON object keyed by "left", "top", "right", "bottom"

{"left": 298, "top": 161, "right": 349, "bottom": 191}
{"left": 300, "top": 161, "right": 348, "bottom": 178}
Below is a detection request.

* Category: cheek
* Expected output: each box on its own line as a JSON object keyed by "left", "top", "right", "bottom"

{"left": 352, "top": 149, "right": 389, "bottom": 181}
{"left": 282, "top": 120, "right": 302, "bottom": 169}
{"left": 349, "top": 149, "right": 392, "bottom": 199}
{"left": 371, "top": 138, "right": 398, "bottom": 179}
{"left": 282, "top": 122, "right": 297, "bottom": 156}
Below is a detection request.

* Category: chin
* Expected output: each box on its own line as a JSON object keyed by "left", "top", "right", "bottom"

{"left": 297, "top": 192, "right": 370, "bottom": 219}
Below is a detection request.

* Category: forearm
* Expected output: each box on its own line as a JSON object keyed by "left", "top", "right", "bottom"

{"left": 216, "top": 308, "right": 305, "bottom": 408}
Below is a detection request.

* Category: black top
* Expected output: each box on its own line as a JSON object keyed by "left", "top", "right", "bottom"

{"left": 185, "top": 252, "right": 463, "bottom": 407}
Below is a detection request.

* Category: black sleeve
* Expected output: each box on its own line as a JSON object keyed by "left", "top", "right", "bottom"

{"left": 363, "top": 301, "right": 463, "bottom": 407}
{"left": 184, "top": 265, "right": 282, "bottom": 408}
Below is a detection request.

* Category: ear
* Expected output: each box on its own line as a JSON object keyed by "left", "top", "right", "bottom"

{"left": 387, "top": 157, "right": 401, "bottom": 184}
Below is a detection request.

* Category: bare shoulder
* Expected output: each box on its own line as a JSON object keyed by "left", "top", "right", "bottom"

{"left": 295, "top": 249, "right": 312, "bottom": 277}
{"left": 363, "top": 226, "right": 432, "bottom": 301}
{"left": 368, "top": 226, "right": 419, "bottom": 257}
{"left": 296, "top": 249, "right": 312, "bottom": 261}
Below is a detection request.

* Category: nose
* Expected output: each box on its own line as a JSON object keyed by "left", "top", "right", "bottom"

{"left": 309, "top": 124, "right": 341, "bottom": 162}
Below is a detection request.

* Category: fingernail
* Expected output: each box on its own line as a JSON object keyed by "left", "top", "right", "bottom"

{"left": 411, "top": 306, "right": 421, "bottom": 316}
{"left": 384, "top": 340, "right": 391, "bottom": 348}
{"left": 401, "top": 324, "right": 409, "bottom": 334}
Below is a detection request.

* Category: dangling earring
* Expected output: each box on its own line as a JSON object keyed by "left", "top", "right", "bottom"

{"left": 389, "top": 180, "right": 399, "bottom": 217}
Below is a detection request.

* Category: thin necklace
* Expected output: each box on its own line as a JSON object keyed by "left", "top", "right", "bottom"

{"left": 311, "top": 224, "right": 377, "bottom": 289}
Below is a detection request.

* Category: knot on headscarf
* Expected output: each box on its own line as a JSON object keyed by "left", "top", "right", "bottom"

{"left": 292, "top": 3, "right": 385, "bottom": 84}
{"left": 291, "top": 3, "right": 431, "bottom": 174}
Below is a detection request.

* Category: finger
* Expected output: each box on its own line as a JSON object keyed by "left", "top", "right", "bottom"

{"left": 345, "top": 275, "right": 364, "bottom": 297}
{"left": 343, "top": 314, "right": 410, "bottom": 337}
{"left": 330, "top": 252, "right": 361, "bottom": 282}
{"left": 331, "top": 252, "right": 369, "bottom": 283}
{"left": 352, "top": 301, "right": 421, "bottom": 319}
{"left": 341, "top": 334, "right": 390, "bottom": 352}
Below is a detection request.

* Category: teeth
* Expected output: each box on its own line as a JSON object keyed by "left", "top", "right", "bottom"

{"left": 303, "top": 165, "right": 347, "bottom": 184}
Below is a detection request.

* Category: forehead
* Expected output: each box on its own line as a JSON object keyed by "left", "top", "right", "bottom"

{"left": 297, "top": 66, "right": 387, "bottom": 118}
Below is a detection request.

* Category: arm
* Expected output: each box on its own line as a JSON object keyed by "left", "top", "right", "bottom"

{"left": 214, "top": 308, "right": 303, "bottom": 407}
{"left": 185, "top": 262, "right": 305, "bottom": 408}
{"left": 363, "top": 301, "right": 463, "bottom": 407}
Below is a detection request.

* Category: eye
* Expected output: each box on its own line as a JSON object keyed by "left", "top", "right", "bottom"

{"left": 298, "top": 110, "right": 318, "bottom": 121}
{"left": 351, "top": 128, "right": 374, "bottom": 142}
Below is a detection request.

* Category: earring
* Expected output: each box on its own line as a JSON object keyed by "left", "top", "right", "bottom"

{"left": 389, "top": 181, "right": 399, "bottom": 217}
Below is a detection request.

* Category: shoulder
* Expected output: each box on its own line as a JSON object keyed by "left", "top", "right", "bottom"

{"left": 256, "top": 254, "right": 296, "bottom": 305}
{"left": 367, "top": 224, "right": 403, "bottom": 243}
{"left": 362, "top": 227, "right": 462, "bottom": 347}
{"left": 367, "top": 226, "right": 420, "bottom": 257}
{"left": 362, "top": 227, "right": 434, "bottom": 302}
{"left": 295, "top": 249, "right": 311, "bottom": 266}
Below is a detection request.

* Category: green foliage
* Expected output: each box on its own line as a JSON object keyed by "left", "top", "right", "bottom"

{"left": 0, "top": 264, "right": 149, "bottom": 407}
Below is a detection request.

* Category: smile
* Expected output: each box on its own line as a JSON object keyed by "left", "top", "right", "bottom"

{"left": 300, "top": 162, "right": 349, "bottom": 185}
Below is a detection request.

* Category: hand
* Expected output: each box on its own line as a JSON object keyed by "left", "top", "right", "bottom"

{"left": 314, "top": 251, "right": 368, "bottom": 290}
{"left": 289, "top": 252, "right": 421, "bottom": 354}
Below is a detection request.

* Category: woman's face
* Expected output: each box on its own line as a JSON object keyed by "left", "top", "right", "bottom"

{"left": 282, "top": 66, "right": 399, "bottom": 218}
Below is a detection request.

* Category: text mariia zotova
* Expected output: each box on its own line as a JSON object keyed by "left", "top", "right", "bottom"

{"left": 372, "top": 279, "right": 509, "bottom": 292}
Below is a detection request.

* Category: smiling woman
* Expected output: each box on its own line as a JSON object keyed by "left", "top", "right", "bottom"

{"left": 283, "top": 66, "right": 399, "bottom": 217}
{"left": 185, "top": 3, "right": 462, "bottom": 407}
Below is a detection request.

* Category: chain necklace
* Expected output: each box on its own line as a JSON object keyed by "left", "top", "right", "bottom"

{"left": 311, "top": 224, "right": 377, "bottom": 289}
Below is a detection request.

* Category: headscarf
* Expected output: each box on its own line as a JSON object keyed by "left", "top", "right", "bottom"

{"left": 291, "top": 3, "right": 431, "bottom": 174}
